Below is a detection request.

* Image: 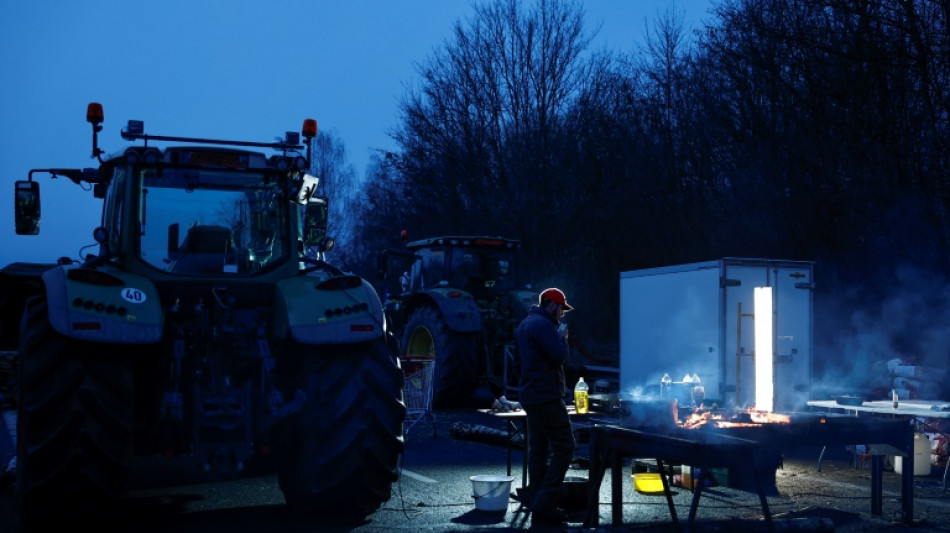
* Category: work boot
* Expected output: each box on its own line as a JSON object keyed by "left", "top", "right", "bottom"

{"left": 515, "top": 486, "right": 535, "bottom": 510}
{"left": 531, "top": 506, "right": 569, "bottom": 525}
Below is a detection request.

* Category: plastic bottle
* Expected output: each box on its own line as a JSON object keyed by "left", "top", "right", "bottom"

{"left": 679, "top": 374, "right": 693, "bottom": 406}
{"left": 691, "top": 374, "right": 705, "bottom": 406}
{"left": 892, "top": 388, "right": 899, "bottom": 409}
{"left": 660, "top": 373, "right": 672, "bottom": 398}
{"left": 574, "top": 377, "right": 589, "bottom": 414}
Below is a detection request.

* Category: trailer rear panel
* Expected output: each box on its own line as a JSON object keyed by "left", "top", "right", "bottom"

{"left": 619, "top": 258, "right": 814, "bottom": 411}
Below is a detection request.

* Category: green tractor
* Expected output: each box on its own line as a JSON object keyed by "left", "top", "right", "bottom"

{"left": 3, "top": 103, "right": 405, "bottom": 529}
{"left": 378, "top": 236, "right": 537, "bottom": 407}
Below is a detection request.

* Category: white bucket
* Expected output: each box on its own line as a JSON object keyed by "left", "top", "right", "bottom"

{"left": 894, "top": 432, "right": 931, "bottom": 476}
{"left": 470, "top": 475, "right": 513, "bottom": 512}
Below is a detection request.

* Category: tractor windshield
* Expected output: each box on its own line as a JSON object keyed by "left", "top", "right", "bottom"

{"left": 448, "top": 247, "right": 518, "bottom": 293}
{"left": 138, "top": 168, "right": 290, "bottom": 275}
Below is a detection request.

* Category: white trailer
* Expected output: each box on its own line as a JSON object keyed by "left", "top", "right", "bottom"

{"left": 619, "top": 258, "right": 814, "bottom": 412}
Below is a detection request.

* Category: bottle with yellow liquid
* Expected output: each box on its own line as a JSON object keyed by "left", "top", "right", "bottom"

{"left": 574, "top": 377, "right": 589, "bottom": 414}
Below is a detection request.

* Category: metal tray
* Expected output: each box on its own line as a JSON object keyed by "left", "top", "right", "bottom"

{"left": 833, "top": 395, "right": 865, "bottom": 406}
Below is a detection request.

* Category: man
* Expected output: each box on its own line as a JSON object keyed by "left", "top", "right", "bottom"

{"left": 515, "top": 287, "right": 575, "bottom": 525}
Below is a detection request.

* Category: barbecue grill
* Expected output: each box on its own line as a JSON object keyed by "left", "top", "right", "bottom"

{"left": 584, "top": 403, "right": 916, "bottom": 531}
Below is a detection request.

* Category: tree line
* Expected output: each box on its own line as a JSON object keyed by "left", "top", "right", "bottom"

{"left": 320, "top": 0, "right": 950, "bottom": 364}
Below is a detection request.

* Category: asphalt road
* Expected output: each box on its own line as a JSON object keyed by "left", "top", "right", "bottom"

{"left": 2, "top": 407, "right": 950, "bottom": 532}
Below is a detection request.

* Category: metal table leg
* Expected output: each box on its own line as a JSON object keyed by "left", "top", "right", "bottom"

{"left": 943, "top": 459, "right": 949, "bottom": 492}
{"left": 583, "top": 426, "right": 605, "bottom": 529}
{"left": 505, "top": 418, "right": 528, "bottom": 490}
{"left": 870, "top": 454, "right": 882, "bottom": 515}
{"left": 505, "top": 420, "right": 513, "bottom": 476}
{"left": 751, "top": 455, "right": 776, "bottom": 533}
{"left": 522, "top": 418, "right": 528, "bottom": 487}
{"left": 900, "top": 443, "right": 914, "bottom": 523}
{"left": 610, "top": 448, "right": 623, "bottom": 526}
{"left": 655, "top": 458, "right": 678, "bottom": 525}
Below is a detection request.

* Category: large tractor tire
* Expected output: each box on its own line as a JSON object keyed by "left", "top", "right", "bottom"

{"left": 276, "top": 337, "right": 405, "bottom": 516}
{"left": 16, "top": 296, "right": 134, "bottom": 529}
{"left": 402, "top": 305, "right": 479, "bottom": 408}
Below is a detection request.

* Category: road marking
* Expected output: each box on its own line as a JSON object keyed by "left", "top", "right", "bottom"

{"left": 400, "top": 469, "right": 437, "bottom": 483}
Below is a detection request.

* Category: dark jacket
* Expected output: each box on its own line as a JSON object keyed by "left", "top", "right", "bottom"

{"left": 515, "top": 305, "right": 569, "bottom": 406}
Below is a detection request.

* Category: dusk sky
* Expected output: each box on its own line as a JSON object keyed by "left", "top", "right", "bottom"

{"left": 0, "top": 0, "right": 710, "bottom": 266}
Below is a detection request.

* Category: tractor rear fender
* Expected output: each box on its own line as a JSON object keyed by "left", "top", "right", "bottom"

{"left": 404, "top": 288, "right": 482, "bottom": 333}
{"left": 275, "top": 274, "right": 386, "bottom": 344}
{"left": 42, "top": 264, "right": 163, "bottom": 343}
{"left": 0, "top": 262, "right": 53, "bottom": 350}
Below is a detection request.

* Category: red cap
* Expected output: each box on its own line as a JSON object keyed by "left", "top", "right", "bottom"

{"left": 540, "top": 288, "right": 573, "bottom": 311}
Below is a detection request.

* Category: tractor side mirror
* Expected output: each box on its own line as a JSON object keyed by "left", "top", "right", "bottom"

{"left": 15, "top": 180, "right": 40, "bottom": 235}
{"left": 293, "top": 173, "right": 321, "bottom": 205}
{"left": 303, "top": 197, "right": 329, "bottom": 247}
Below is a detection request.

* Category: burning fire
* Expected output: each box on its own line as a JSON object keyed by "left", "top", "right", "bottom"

{"left": 677, "top": 407, "right": 791, "bottom": 429}
{"left": 678, "top": 409, "right": 722, "bottom": 429}
{"left": 748, "top": 410, "right": 790, "bottom": 424}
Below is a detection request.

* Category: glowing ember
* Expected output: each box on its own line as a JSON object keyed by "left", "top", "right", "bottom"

{"left": 677, "top": 407, "right": 791, "bottom": 429}
{"left": 748, "top": 410, "right": 790, "bottom": 424}
{"left": 713, "top": 421, "right": 762, "bottom": 428}
{"left": 678, "top": 410, "right": 721, "bottom": 429}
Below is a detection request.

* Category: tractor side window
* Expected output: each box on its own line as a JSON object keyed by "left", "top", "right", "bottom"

{"left": 409, "top": 261, "right": 422, "bottom": 292}
{"left": 102, "top": 167, "right": 126, "bottom": 257}
{"left": 496, "top": 259, "right": 510, "bottom": 277}
{"left": 419, "top": 249, "right": 445, "bottom": 288}
{"left": 451, "top": 250, "right": 483, "bottom": 288}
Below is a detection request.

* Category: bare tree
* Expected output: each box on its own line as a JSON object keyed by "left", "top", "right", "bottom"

{"left": 345, "top": 0, "right": 950, "bottom": 358}
{"left": 388, "top": 0, "right": 596, "bottom": 239}
{"left": 309, "top": 129, "right": 359, "bottom": 268}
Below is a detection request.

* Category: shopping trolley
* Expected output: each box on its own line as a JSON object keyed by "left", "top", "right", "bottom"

{"left": 402, "top": 359, "right": 437, "bottom": 440}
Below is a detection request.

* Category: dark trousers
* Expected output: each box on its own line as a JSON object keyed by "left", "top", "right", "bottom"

{"left": 523, "top": 398, "right": 576, "bottom": 513}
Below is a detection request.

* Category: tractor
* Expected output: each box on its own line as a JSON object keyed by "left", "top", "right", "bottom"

{"left": 2, "top": 103, "right": 405, "bottom": 529}
{"left": 377, "top": 236, "right": 537, "bottom": 407}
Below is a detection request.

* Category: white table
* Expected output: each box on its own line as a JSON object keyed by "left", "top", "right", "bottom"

{"left": 807, "top": 399, "right": 950, "bottom": 490}
{"left": 807, "top": 399, "right": 950, "bottom": 419}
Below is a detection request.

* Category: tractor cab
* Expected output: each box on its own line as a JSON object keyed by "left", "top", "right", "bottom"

{"left": 406, "top": 237, "right": 521, "bottom": 298}
{"left": 14, "top": 103, "right": 335, "bottom": 276}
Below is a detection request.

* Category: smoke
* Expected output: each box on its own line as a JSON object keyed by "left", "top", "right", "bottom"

{"left": 814, "top": 263, "right": 950, "bottom": 399}
{"left": 614, "top": 261, "right": 950, "bottom": 410}
{"left": 618, "top": 284, "right": 719, "bottom": 405}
